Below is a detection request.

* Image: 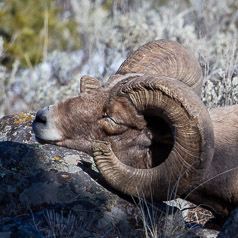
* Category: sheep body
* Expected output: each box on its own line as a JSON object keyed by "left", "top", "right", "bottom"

{"left": 32, "top": 40, "right": 238, "bottom": 224}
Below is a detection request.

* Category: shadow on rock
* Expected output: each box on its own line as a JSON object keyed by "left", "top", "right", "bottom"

{"left": 0, "top": 114, "right": 145, "bottom": 237}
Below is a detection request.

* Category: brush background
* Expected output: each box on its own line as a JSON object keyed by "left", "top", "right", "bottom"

{"left": 0, "top": 0, "right": 237, "bottom": 117}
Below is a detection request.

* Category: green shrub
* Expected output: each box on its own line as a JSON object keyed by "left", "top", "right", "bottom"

{"left": 0, "top": 0, "right": 80, "bottom": 67}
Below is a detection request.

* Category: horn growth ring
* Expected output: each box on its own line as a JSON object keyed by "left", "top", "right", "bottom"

{"left": 115, "top": 75, "right": 214, "bottom": 195}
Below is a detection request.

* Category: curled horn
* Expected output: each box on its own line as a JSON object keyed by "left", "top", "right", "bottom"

{"left": 94, "top": 75, "right": 214, "bottom": 200}
{"left": 117, "top": 40, "right": 203, "bottom": 96}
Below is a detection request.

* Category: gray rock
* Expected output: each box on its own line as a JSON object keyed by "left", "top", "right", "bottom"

{"left": 180, "top": 227, "right": 219, "bottom": 238}
{"left": 217, "top": 207, "right": 238, "bottom": 238}
{"left": 0, "top": 112, "right": 144, "bottom": 237}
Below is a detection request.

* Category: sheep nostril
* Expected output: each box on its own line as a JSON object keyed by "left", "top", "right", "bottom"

{"left": 35, "top": 110, "right": 47, "bottom": 124}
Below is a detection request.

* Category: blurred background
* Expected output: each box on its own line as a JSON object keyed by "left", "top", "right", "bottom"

{"left": 0, "top": 0, "right": 237, "bottom": 118}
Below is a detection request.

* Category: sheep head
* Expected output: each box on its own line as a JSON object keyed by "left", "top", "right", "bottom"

{"left": 32, "top": 40, "right": 214, "bottom": 202}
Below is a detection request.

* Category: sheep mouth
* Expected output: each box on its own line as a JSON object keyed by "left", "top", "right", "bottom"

{"left": 34, "top": 135, "right": 60, "bottom": 145}
{"left": 32, "top": 117, "right": 63, "bottom": 144}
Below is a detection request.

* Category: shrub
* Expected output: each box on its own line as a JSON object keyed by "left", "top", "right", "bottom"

{"left": 0, "top": 0, "right": 238, "bottom": 117}
{"left": 0, "top": 0, "right": 80, "bottom": 67}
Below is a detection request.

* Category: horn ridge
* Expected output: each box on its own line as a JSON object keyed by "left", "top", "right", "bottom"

{"left": 100, "top": 75, "right": 214, "bottom": 198}
{"left": 121, "top": 74, "right": 214, "bottom": 156}
{"left": 117, "top": 40, "right": 203, "bottom": 96}
{"left": 94, "top": 42, "right": 210, "bottom": 201}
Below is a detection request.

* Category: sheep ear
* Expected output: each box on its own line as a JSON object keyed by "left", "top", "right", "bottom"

{"left": 80, "top": 75, "right": 100, "bottom": 93}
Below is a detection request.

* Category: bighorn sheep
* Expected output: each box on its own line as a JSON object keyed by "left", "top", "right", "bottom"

{"left": 32, "top": 40, "right": 238, "bottom": 224}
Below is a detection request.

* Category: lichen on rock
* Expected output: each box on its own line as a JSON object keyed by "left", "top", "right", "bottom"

{"left": 0, "top": 113, "right": 146, "bottom": 237}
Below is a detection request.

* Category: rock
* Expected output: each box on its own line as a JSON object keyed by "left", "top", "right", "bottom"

{"left": 0, "top": 113, "right": 144, "bottom": 237}
{"left": 0, "top": 112, "right": 220, "bottom": 237}
{"left": 180, "top": 227, "right": 219, "bottom": 238}
{"left": 217, "top": 207, "right": 238, "bottom": 238}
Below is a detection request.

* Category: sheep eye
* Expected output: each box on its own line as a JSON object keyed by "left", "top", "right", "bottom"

{"left": 99, "top": 116, "right": 128, "bottom": 135}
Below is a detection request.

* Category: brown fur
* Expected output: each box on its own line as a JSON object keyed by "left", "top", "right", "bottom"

{"left": 186, "top": 105, "right": 238, "bottom": 220}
